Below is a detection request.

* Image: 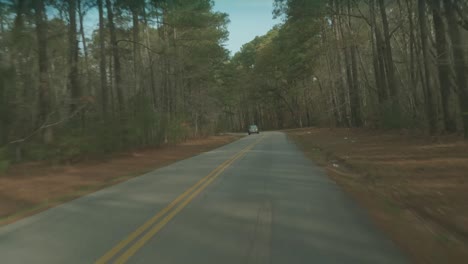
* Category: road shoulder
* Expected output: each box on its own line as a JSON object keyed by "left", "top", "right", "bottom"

{"left": 287, "top": 128, "right": 468, "bottom": 264}
{"left": 0, "top": 135, "right": 241, "bottom": 226}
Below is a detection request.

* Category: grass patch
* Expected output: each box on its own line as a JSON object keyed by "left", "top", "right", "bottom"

{"left": 0, "top": 160, "right": 10, "bottom": 174}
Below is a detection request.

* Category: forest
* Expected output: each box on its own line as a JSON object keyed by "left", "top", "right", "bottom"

{"left": 1, "top": 0, "right": 468, "bottom": 165}
{"left": 0, "top": 0, "right": 229, "bottom": 164}
{"left": 222, "top": 0, "right": 468, "bottom": 135}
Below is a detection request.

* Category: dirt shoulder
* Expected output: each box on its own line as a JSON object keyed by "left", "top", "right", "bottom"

{"left": 0, "top": 135, "right": 240, "bottom": 226}
{"left": 287, "top": 128, "right": 468, "bottom": 264}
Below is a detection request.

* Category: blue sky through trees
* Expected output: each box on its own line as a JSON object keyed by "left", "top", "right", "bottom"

{"left": 212, "top": 0, "right": 278, "bottom": 54}
{"left": 72, "top": 0, "right": 278, "bottom": 55}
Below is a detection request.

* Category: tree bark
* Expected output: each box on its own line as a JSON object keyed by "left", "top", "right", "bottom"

{"left": 97, "top": 0, "right": 108, "bottom": 116}
{"left": 347, "top": 0, "right": 362, "bottom": 127}
{"left": 370, "top": 0, "right": 388, "bottom": 104}
{"left": 34, "top": 0, "right": 53, "bottom": 143}
{"left": 321, "top": 17, "right": 341, "bottom": 126}
{"left": 418, "top": 0, "right": 439, "bottom": 134}
{"left": 444, "top": 0, "right": 468, "bottom": 137}
{"left": 432, "top": 0, "right": 457, "bottom": 132}
{"left": 77, "top": 0, "right": 91, "bottom": 95}
{"left": 338, "top": 4, "right": 354, "bottom": 126}
{"left": 332, "top": 0, "right": 349, "bottom": 127}
{"left": 68, "top": 0, "right": 80, "bottom": 113}
{"left": 405, "top": 0, "right": 419, "bottom": 115}
{"left": 132, "top": 7, "right": 141, "bottom": 95}
{"left": 378, "top": 0, "right": 398, "bottom": 99}
{"left": 105, "top": 0, "right": 124, "bottom": 115}
{"left": 142, "top": 7, "right": 158, "bottom": 110}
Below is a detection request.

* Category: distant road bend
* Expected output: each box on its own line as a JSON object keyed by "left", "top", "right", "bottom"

{"left": 0, "top": 132, "right": 407, "bottom": 264}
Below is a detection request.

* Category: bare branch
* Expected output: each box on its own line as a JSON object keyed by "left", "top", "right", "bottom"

{"left": 330, "top": 11, "right": 371, "bottom": 27}
{"left": 389, "top": 22, "right": 403, "bottom": 37}
{"left": 454, "top": 3, "right": 468, "bottom": 31}
{"left": 116, "top": 39, "right": 164, "bottom": 55}
{"left": 8, "top": 103, "right": 89, "bottom": 145}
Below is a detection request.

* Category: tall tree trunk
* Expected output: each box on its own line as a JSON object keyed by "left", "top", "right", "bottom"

{"left": 378, "top": 0, "right": 398, "bottom": 99}
{"left": 0, "top": 65, "right": 15, "bottom": 145}
{"left": 0, "top": 12, "right": 3, "bottom": 33}
{"left": 406, "top": 0, "right": 419, "bottom": 118}
{"left": 418, "top": 0, "right": 438, "bottom": 134}
{"left": 34, "top": 0, "right": 53, "bottom": 144}
{"left": 0, "top": 71, "right": 5, "bottom": 144}
{"left": 109, "top": 52, "right": 115, "bottom": 116}
{"left": 97, "top": 0, "right": 108, "bottom": 116}
{"left": 68, "top": 0, "right": 80, "bottom": 113}
{"left": 346, "top": 0, "right": 362, "bottom": 127}
{"left": 105, "top": 0, "right": 124, "bottom": 115}
{"left": 12, "top": 0, "right": 26, "bottom": 42}
{"left": 370, "top": 0, "right": 388, "bottom": 104}
{"left": 432, "top": 0, "right": 457, "bottom": 132}
{"left": 444, "top": 0, "right": 468, "bottom": 137}
{"left": 332, "top": 0, "right": 349, "bottom": 126}
{"left": 131, "top": 8, "right": 140, "bottom": 96}
{"left": 77, "top": 0, "right": 91, "bottom": 95}
{"left": 338, "top": 6, "right": 354, "bottom": 126}
{"left": 143, "top": 8, "right": 157, "bottom": 109}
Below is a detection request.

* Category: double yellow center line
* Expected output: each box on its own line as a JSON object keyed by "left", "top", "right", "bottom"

{"left": 95, "top": 135, "right": 265, "bottom": 264}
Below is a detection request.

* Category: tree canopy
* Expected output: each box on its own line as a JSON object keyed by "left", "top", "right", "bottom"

{"left": 0, "top": 0, "right": 230, "bottom": 162}
{"left": 1, "top": 0, "right": 468, "bottom": 165}
{"left": 219, "top": 0, "right": 468, "bottom": 136}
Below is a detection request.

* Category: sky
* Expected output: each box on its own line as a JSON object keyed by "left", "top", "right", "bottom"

{"left": 212, "top": 0, "right": 279, "bottom": 54}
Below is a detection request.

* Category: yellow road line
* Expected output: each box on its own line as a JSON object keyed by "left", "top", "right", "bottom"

{"left": 96, "top": 154, "right": 238, "bottom": 264}
{"left": 95, "top": 136, "right": 264, "bottom": 264}
{"left": 114, "top": 142, "right": 256, "bottom": 263}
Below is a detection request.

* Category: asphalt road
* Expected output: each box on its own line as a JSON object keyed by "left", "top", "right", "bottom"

{"left": 0, "top": 132, "right": 407, "bottom": 264}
